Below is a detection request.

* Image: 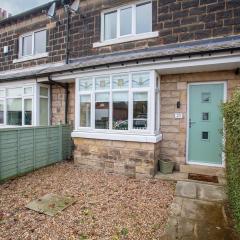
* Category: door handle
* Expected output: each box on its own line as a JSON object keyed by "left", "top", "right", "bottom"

{"left": 189, "top": 118, "right": 196, "bottom": 128}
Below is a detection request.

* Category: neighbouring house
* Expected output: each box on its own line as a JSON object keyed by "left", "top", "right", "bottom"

{"left": 0, "top": 0, "right": 240, "bottom": 178}
{"left": 0, "top": 8, "right": 11, "bottom": 20}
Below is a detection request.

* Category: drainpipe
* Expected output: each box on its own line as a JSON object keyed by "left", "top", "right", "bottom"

{"left": 65, "top": 83, "right": 69, "bottom": 124}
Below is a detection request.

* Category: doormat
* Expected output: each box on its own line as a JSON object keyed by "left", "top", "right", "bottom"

{"left": 26, "top": 193, "right": 76, "bottom": 216}
{"left": 188, "top": 173, "right": 219, "bottom": 183}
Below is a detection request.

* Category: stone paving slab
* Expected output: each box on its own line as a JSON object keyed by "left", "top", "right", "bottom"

{"left": 163, "top": 181, "right": 237, "bottom": 240}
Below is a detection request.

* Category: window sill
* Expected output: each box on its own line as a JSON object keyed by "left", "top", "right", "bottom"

{"left": 71, "top": 131, "right": 162, "bottom": 143}
{"left": 93, "top": 31, "right": 159, "bottom": 48}
{"left": 13, "top": 52, "right": 49, "bottom": 64}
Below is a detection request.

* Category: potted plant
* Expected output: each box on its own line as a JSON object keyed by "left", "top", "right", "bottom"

{"left": 159, "top": 159, "right": 175, "bottom": 174}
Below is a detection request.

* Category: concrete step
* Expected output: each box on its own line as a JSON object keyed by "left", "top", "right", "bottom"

{"left": 180, "top": 164, "right": 225, "bottom": 177}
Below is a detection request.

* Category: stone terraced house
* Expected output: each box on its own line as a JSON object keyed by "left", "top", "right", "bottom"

{"left": 0, "top": 0, "right": 240, "bottom": 178}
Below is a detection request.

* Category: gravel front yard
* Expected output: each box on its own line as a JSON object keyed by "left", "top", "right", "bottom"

{"left": 0, "top": 161, "right": 175, "bottom": 240}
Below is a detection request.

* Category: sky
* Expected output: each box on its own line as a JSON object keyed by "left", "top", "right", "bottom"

{"left": 0, "top": 0, "right": 52, "bottom": 15}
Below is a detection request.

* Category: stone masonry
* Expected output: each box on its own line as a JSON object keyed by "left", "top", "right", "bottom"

{"left": 74, "top": 138, "right": 161, "bottom": 178}
{"left": 1, "top": 0, "right": 240, "bottom": 71}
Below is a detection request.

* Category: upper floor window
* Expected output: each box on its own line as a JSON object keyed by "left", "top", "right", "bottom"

{"left": 20, "top": 29, "right": 47, "bottom": 58}
{"left": 102, "top": 1, "right": 152, "bottom": 42}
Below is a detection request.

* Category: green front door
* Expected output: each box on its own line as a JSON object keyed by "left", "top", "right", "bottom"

{"left": 188, "top": 83, "right": 224, "bottom": 166}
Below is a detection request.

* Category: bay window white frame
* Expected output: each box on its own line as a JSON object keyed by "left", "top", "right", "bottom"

{"left": 0, "top": 88, "right": 5, "bottom": 126}
{"left": 93, "top": 0, "right": 159, "bottom": 48}
{"left": 0, "top": 83, "right": 50, "bottom": 127}
{"left": 75, "top": 70, "right": 161, "bottom": 141}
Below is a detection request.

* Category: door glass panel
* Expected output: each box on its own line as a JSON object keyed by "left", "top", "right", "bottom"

{"left": 202, "top": 92, "right": 211, "bottom": 103}
{"left": 95, "top": 93, "right": 109, "bottom": 129}
{"left": 0, "top": 100, "right": 4, "bottom": 124}
{"left": 202, "top": 112, "right": 209, "bottom": 121}
{"left": 133, "top": 92, "right": 148, "bottom": 129}
{"left": 136, "top": 2, "right": 152, "bottom": 34}
{"left": 7, "top": 99, "right": 22, "bottom": 126}
{"left": 120, "top": 7, "right": 132, "bottom": 36}
{"left": 132, "top": 72, "right": 150, "bottom": 88}
{"left": 95, "top": 76, "right": 110, "bottom": 90}
{"left": 113, "top": 92, "right": 128, "bottom": 130}
{"left": 202, "top": 131, "right": 209, "bottom": 140}
{"left": 80, "top": 95, "right": 91, "bottom": 127}
{"left": 40, "top": 98, "right": 48, "bottom": 125}
{"left": 112, "top": 74, "right": 129, "bottom": 89}
{"left": 79, "top": 78, "right": 92, "bottom": 91}
{"left": 24, "top": 99, "right": 32, "bottom": 125}
{"left": 104, "top": 11, "right": 117, "bottom": 40}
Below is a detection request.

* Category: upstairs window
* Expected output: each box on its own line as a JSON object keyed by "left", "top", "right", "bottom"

{"left": 102, "top": 1, "right": 152, "bottom": 42}
{"left": 20, "top": 30, "right": 47, "bottom": 58}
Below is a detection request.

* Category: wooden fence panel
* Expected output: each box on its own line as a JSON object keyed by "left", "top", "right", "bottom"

{"left": 0, "top": 125, "right": 72, "bottom": 182}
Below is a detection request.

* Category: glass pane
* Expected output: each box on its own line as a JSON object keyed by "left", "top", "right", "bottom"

{"left": 202, "top": 131, "right": 209, "bottom": 140}
{"left": 80, "top": 95, "right": 91, "bottom": 127}
{"left": 136, "top": 2, "right": 152, "bottom": 34}
{"left": 104, "top": 11, "right": 117, "bottom": 40}
{"left": 79, "top": 78, "right": 92, "bottom": 91}
{"left": 22, "top": 35, "right": 32, "bottom": 56}
{"left": 120, "top": 7, "right": 132, "bottom": 36}
{"left": 7, "top": 99, "right": 22, "bottom": 126}
{"left": 7, "top": 87, "right": 22, "bottom": 97}
{"left": 24, "top": 99, "right": 32, "bottom": 125}
{"left": 0, "top": 89, "right": 4, "bottom": 97}
{"left": 40, "top": 87, "right": 48, "bottom": 97}
{"left": 113, "top": 92, "right": 128, "bottom": 130}
{"left": 95, "top": 76, "right": 110, "bottom": 90}
{"left": 202, "top": 112, "right": 209, "bottom": 121}
{"left": 95, "top": 93, "right": 109, "bottom": 129}
{"left": 40, "top": 98, "right": 48, "bottom": 126}
{"left": 202, "top": 92, "right": 211, "bottom": 103}
{"left": 112, "top": 74, "right": 129, "bottom": 89}
{"left": 0, "top": 100, "right": 4, "bottom": 124}
{"left": 34, "top": 30, "right": 47, "bottom": 54}
{"left": 24, "top": 87, "right": 33, "bottom": 95}
{"left": 132, "top": 72, "right": 150, "bottom": 88}
{"left": 133, "top": 92, "right": 148, "bottom": 130}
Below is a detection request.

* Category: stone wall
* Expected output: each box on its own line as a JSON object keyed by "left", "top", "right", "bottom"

{"left": 1, "top": 0, "right": 240, "bottom": 71}
{"left": 159, "top": 70, "right": 240, "bottom": 170}
{"left": 74, "top": 138, "right": 161, "bottom": 178}
{"left": 51, "top": 82, "right": 75, "bottom": 126}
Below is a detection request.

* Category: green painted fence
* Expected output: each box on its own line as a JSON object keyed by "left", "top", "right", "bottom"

{"left": 0, "top": 125, "right": 72, "bottom": 182}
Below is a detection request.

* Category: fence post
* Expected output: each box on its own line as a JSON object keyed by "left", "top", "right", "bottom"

{"left": 0, "top": 132, "right": 1, "bottom": 181}
{"left": 17, "top": 129, "right": 20, "bottom": 176}
{"left": 59, "top": 125, "right": 63, "bottom": 161}
{"left": 33, "top": 128, "right": 36, "bottom": 170}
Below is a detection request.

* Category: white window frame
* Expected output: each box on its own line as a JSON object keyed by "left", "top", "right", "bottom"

{"left": 0, "top": 83, "right": 50, "bottom": 127}
{"left": 18, "top": 29, "right": 48, "bottom": 60}
{"left": 0, "top": 89, "right": 5, "bottom": 126}
{"left": 75, "top": 70, "right": 161, "bottom": 142}
{"left": 93, "top": 0, "right": 159, "bottom": 48}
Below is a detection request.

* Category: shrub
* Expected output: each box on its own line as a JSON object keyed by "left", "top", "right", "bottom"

{"left": 222, "top": 90, "right": 240, "bottom": 232}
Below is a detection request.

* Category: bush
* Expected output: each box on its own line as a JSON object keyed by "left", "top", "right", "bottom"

{"left": 222, "top": 90, "right": 240, "bottom": 232}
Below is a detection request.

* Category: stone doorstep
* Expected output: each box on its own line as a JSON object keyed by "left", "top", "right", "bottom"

{"left": 175, "top": 181, "right": 227, "bottom": 202}
{"left": 180, "top": 164, "right": 225, "bottom": 177}
{"left": 154, "top": 171, "right": 226, "bottom": 186}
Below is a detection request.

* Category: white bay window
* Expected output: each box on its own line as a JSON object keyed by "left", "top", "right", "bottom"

{"left": 0, "top": 84, "right": 49, "bottom": 127}
{"left": 75, "top": 70, "right": 161, "bottom": 142}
